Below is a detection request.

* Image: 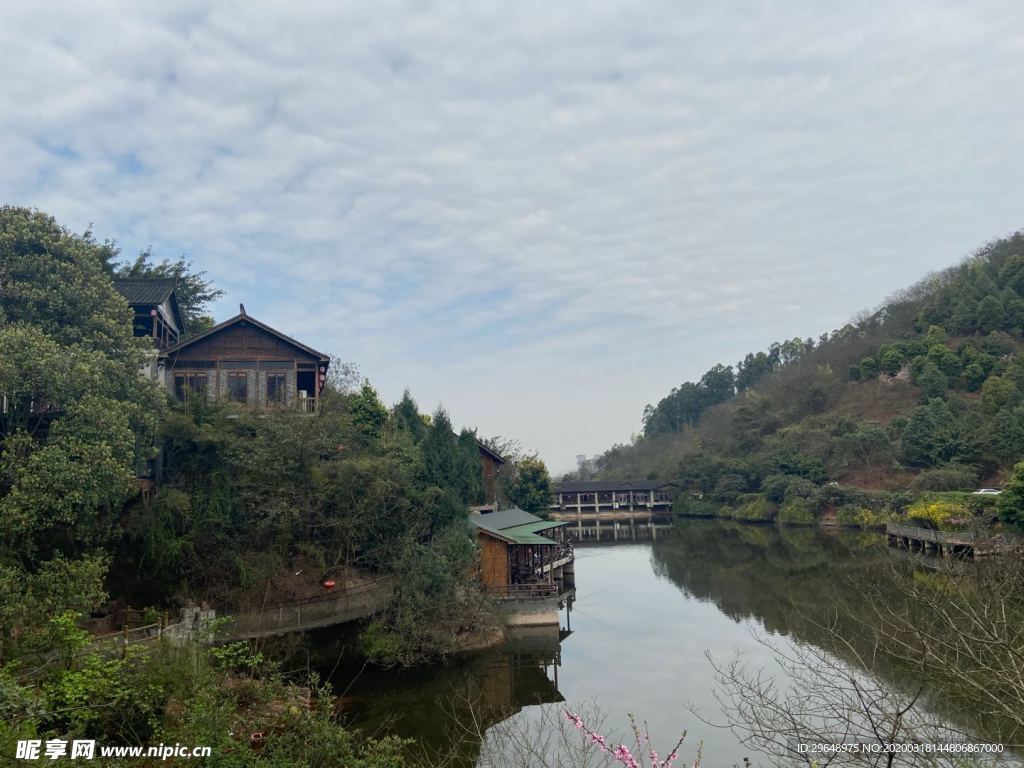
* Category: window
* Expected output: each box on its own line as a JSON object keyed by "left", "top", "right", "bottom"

{"left": 227, "top": 372, "right": 248, "bottom": 403}
{"left": 173, "top": 374, "right": 207, "bottom": 403}
{"left": 266, "top": 373, "right": 286, "bottom": 404}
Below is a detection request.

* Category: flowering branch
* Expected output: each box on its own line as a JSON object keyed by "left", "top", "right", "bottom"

{"left": 564, "top": 709, "right": 699, "bottom": 768}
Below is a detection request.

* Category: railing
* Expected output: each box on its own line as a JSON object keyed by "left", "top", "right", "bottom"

{"left": 214, "top": 576, "right": 395, "bottom": 641}
{"left": 485, "top": 583, "right": 560, "bottom": 599}
{"left": 542, "top": 544, "right": 574, "bottom": 573}
{"left": 298, "top": 397, "right": 316, "bottom": 413}
{"left": 886, "top": 523, "right": 976, "bottom": 543}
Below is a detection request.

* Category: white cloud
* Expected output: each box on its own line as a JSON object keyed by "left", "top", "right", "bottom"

{"left": 2, "top": 1, "right": 1023, "bottom": 470}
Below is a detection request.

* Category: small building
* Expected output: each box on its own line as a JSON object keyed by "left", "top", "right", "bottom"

{"left": 161, "top": 305, "right": 330, "bottom": 412}
{"left": 114, "top": 278, "right": 186, "bottom": 351}
{"left": 469, "top": 508, "right": 574, "bottom": 599}
{"left": 550, "top": 480, "right": 678, "bottom": 523}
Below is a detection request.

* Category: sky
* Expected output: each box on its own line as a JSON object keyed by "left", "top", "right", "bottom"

{"left": 2, "top": 2, "right": 1023, "bottom": 472}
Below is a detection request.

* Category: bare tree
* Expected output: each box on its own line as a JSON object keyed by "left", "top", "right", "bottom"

{"left": 703, "top": 557, "right": 1024, "bottom": 767}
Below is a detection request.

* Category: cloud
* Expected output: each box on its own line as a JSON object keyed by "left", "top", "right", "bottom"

{"left": 2, "top": 1, "right": 1023, "bottom": 470}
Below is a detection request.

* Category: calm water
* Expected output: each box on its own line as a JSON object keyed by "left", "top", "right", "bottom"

{"left": 301, "top": 520, "right": 996, "bottom": 765}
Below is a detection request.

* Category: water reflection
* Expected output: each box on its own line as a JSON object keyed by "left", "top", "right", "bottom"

{"left": 306, "top": 622, "right": 572, "bottom": 766}
{"left": 301, "top": 520, "right": 1012, "bottom": 765}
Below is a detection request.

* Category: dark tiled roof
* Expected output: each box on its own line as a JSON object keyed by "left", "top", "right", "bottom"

{"left": 554, "top": 480, "right": 678, "bottom": 493}
{"left": 114, "top": 278, "right": 177, "bottom": 305}
{"left": 161, "top": 312, "right": 330, "bottom": 361}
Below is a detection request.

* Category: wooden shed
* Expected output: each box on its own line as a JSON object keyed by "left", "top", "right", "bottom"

{"left": 468, "top": 508, "right": 572, "bottom": 598}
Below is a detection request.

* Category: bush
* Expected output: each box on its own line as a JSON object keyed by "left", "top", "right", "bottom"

{"left": 906, "top": 499, "right": 970, "bottom": 530}
{"left": 673, "top": 496, "right": 718, "bottom": 517}
{"left": 998, "top": 461, "right": 1024, "bottom": 527}
{"left": 884, "top": 490, "right": 915, "bottom": 516}
{"left": 835, "top": 505, "right": 871, "bottom": 527}
{"left": 776, "top": 499, "right": 815, "bottom": 525}
{"left": 731, "top": 494, "right": 776, "bottom": 522}
{"left": 910, "top": 464, "right": 978, "bottom": 491}
{"left": 879, "top": 348, "right": 905, "bottom": 376}
{"left": 860, "top": 357, "right": 879, "bottom": 379}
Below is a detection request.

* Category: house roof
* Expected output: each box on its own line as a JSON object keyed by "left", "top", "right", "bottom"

{"left": 477, "top": 441, "right": 506, "bottom": 464}
{"left": 502, "top": 520, "right": 565, "bottom": 537}
{"left": 554, "top": 480, "right": 678, "bottom": 493}
{"left": 161, "top": 310, "right": 330, "bottom": 361}
{"left": 114, "top": 278, "right": 177, "bottom": 304}
{"left": 468, "top": 506, "right": 563, "bottom": 545}
{"left": 471, "top": 507, "right": 538, "bottom": 530}
{"left": 114, "top": 278, "right": 185, "bottom": 330}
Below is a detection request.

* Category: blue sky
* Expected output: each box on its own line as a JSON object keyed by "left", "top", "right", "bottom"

{"left": 3, "top": 2, "right": 1023, "bottom": 471}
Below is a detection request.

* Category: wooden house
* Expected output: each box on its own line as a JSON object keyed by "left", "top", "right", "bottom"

{"left": 114, "top": 278, "right": 185, "bottom": 351}
{"left": 160, "top": 305, "right": 330, "bottom": 412}
{"left": 469, "top": 508, "right": 573, "bottom": 598}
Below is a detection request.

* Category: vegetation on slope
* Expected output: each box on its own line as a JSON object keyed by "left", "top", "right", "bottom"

{"left": 0, "top": 206, "right": 537, "bottom": 762}
{"left": 588, "top": 230, "right": 1024, "bottom": 526}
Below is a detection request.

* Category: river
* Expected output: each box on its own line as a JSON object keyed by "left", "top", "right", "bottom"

{"left": 301, "top": 519, "right": 1012, "bottom": 766}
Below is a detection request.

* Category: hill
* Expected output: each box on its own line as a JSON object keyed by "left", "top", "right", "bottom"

{"left": 583, "top": 230, "right": 1024, "bottom": 526}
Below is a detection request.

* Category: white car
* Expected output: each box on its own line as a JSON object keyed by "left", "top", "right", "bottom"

{"left": 972, "top": 488, "right": 1002, "bottom": 495}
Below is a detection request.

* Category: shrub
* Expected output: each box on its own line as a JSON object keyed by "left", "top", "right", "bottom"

{"left": 835, "top": 505, "right": 871, "bottom": 527}
{"left": 879, "top": 348, "right": 905, "bottom": 376}
{"left": 732, "top": 494, "right": 776, "bottom": 522}
{"left": 884, "top": 490, "right": 915, "bottom": 516}
{"left": 910, "top": 464, "right": 978, "bottom": 491}
{"left": 673, "top": 496, "right": 718, "bottom": 517}
{"left": 906, "top": 499, "right": 970, "bottom": 530}
{"left": 961, "top": 363, "right": 987, "bottom": 392}
{"left": 998, "top": 461, "right": 1024, "bottom": 527}
{"left": 776, "top": 499, "right": 815, "bottom": 525}
{"left": 860, "top": 357, "right": 879, "bottom": 379}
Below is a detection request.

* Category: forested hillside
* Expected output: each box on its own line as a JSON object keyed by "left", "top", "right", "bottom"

{"left": 0, "top": 206, "right": 520, "bottom": 763}
{"left": 588, "top": 231, "right": 1024, "bottom": 526}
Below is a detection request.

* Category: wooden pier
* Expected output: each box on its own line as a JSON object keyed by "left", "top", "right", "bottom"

{"left": 885, "top": 523, "right": 1024, "bottom": 558}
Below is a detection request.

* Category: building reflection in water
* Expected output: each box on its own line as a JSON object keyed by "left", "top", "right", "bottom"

{"left": 304, "top": 603, "right": 574, "bottom": 767}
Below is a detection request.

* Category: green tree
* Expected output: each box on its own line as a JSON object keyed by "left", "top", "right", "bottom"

{"left": 989, "top": 409, "right": 1024, "bottom": 464}
{"left": 997, "top": 460, "right": 1024, "bottom": 526}
{"left": 961, "top": 363, "right": 987, "bottom": 392}
{"left": 455, "top": 428, "right": 484, "bottom": 505}
{"left": 838, "top": 422, "right": 893, "bottom": 470}
{"left": 879, "top": 348, "right": 904, "bottom": 376}
{"left": 0, "top": 207, "right": 164, "bottom": 559}
{"left": 421, "top": 408, "right": 461, "bottom": 494}
{"left": 976, "top": 295, "right": 1006, "bottom": 334}
{"left": 902, "top": 399, "right": 959, "bottom": 468}
{"left": 859, "top": 357, "right": 879, "bottom": 379}
{"left": 349, "top": 381, "right": 388, "bottom": 437}
{"left": 508, "top": 456, "right": 552, "bottom": 515}
{"left": 391, "top": 389, "right": 426, "bottom": 442}
{"left": 914, "top": 361, "right": 947, "bottom": 401}
{"left": 981, "top": 375, "right": 1020, "bottom": 415}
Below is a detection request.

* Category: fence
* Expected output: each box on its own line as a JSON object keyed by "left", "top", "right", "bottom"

{"left": 484, "top": 583, "right": 560, "bottom": 599}
{"left": 213, "top": 576, "right": 396, "bottom": 641}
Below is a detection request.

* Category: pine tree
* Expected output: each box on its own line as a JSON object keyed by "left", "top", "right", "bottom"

{"left": 392, "top": 389, "right": 426, "bottom": 442}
